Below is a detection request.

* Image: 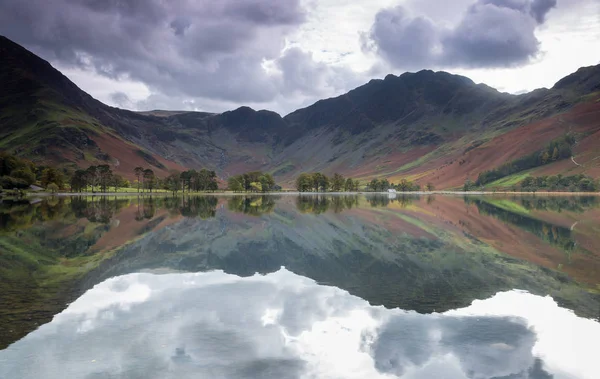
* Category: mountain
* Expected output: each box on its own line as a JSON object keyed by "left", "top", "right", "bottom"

{"left": 1, "top": 35, "right": 599, "bottom": 188}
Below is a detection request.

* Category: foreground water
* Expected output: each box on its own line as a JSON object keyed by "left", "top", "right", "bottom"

{"left": 0, "top": 194, "right": 599, "bottom": 378}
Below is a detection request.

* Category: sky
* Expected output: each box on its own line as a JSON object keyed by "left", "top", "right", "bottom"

{"left": 0, "top": 0, "right": 598, "bottom": 115}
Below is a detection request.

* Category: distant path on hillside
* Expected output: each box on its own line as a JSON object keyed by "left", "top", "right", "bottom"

{"left": 571, "top": 155, "right": 600, "bottom": 167}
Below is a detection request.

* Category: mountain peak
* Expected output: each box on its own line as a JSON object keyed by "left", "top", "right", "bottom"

{"left": 552, "top": 64, "right": 600, "bottom": 93}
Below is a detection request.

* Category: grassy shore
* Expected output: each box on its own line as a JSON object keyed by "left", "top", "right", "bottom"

{"left": 17, "top": 190, "right": 600, "bottom": 198}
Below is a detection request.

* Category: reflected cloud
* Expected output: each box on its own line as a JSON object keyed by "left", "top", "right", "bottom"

{"left": 2, "top": 269, "right": 596, "bottom": 379}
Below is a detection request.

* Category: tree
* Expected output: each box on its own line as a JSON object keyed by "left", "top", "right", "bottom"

{"left": 47, "top": 183, "right": 59, "bottom": 193}
{"left": 463, "top": 178, "right": 474, "bottom": 192}
{"left": 165, "top": 172, "right": 182, "bottom": 194}
{"left": 134, "top": 167, "right": 144, "bottom": 193}
{"left": 369, "top": 179, "right": 379, "bottom": 192}
{"left": 578, "top": 178, "right": 597, "bottom": 192}
{"left": 296, "top": 173, "right": 313, "bottom": 192}
{"left": 180, "top": 170, "right": 191, "bottom": 192}
{"left": 318, "top": 174, "right": 330, "bottom": 192}
{"left": 143, "top": 169, "right": 156, "bottom": 193}
{"left": 195, "top": 169, "right": 218, "bottom": 191}
{"left": 540, "top": 151, "right": 550, "bottom": 165}
{"left": 331, "top": 173, "right": 345, "bottom": 192}
{"left": 312, "top": 173, "right": 323, "bottom": 192}
{"left": 207, "top": 170, "right": 219, "bottom": 192}
{"left": 97, "top": 164, "right": 112, "bottom": 192}
{"left": 111, "top": 174, "right": 126, "bottom": 192}
{"left": 520, "top": 176, "right": 535, "bottom": 191}
{"left": 259, "top": 173, "right": 275, "bottom": 192}
{"left": 250, "top": 182, "right": 262, "bottom": 192}
{"left": 426, "top": 182, "right": 435, "bottom": 192}
{"left": 379, "top": 178, "right": 390, "bottom": 191}
{"left": 228, "top": 176, "right": 244, "bottom": 192}
{"left": 41, "top": 168, "right": 65, "bottom": 189}
{"left": 70, "top": 170, "right": 88, "bottom": 192}
{"left": 551, "top": 147, "right": 559, "bottom": 161}
{"left": 10, "top": 168, "right": 35, "bottom": 186}
{"left": 86, "top": 166, "right": 100, "bottom": 192}
{"left": 398, "top": 179, "right": 411, "bottom": 192}
{"left": 344, "top": 178, "right": 354, "bottom": 192}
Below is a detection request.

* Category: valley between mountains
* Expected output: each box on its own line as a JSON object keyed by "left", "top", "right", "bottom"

{"left": 1, "top": 35, "right": 599, "bottom": 189}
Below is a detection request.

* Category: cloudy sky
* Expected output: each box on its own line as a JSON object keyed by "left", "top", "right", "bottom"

{"left": 0, "top": 0, "right": 598, "bottom": 115}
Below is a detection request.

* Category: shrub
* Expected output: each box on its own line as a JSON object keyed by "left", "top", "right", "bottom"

{"left": 0, "top": 176, "right": 30, "bottom": 190}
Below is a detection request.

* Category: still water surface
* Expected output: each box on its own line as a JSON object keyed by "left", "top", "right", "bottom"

{"left": 0, "top": 194, "right": 599, "bottom": 378}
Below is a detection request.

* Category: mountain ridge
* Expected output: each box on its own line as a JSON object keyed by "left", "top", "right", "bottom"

{"left": 1, "top": 35, "right": 599, "bottom": 188}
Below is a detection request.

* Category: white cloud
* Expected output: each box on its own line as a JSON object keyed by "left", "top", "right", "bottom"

{"left": 1, "top": 269, "right": 598, "bottom": 378}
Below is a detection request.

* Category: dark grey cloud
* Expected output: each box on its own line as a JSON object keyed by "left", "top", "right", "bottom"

{"left": 364, "top": 0, "right": 558, "bottom": 69}
{"left": 530, "top": 0, "right": 558, "bottom": 22}
{"left": 370, "top": 314, "right": 551, "bottom": 378}
{"left": 0, "top": 0, "right": 312, "bottom": 107}
{"left": 442, "top": 1, "right": 541, "bottom": 67}
{"left": 360, "top": 6, "right": 439, "bottom": 70}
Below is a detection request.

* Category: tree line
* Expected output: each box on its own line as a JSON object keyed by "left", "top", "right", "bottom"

{"left": 367, "top": 178, "right": 434, "bottom": 192}
{"left": 464, "top": 173, "right": 599, "bottom": 192}
{"left": 1, "top": 153, "right": 64, "bottom": 191}
{"left": 476, "top": 135, "right": 575, "bottom": 186}
{"left": 227, "top": 171, "right": 279, "bottom": 192}
{"left": 520, "top": 174, "right": 598, "bottom": 192}
{"left": 162, "top": 169, "right": 219, "bottom": 194}
{"left": 70, "top": 165, "right": 130, "bottom": 193}
{"left": 296, "top": 172, "right": 360, "bottom": 192}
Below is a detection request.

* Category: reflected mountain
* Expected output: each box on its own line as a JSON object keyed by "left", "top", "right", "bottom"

{"left": 1, "top": 194, "right": 599, "bottom": 350}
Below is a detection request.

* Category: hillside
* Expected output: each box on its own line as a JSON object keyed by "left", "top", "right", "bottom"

{"left": 1, "top": 35, "right": 599, "bottom": 188}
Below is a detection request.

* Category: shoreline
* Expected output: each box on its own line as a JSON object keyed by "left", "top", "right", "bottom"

{"left": 17, "top": 190, "right": 600, "bottom": 198}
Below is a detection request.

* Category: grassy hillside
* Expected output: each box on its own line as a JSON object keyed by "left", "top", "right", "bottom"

{"left": 1, "top": 35, "right": 599, "bottom": 188}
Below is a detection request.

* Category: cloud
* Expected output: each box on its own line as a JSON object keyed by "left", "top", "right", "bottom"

{"left": 276, "top": 47, "right": 363, "bottom": 98}
{"left": 363, "top": 0, "right": 558, "bottom": 69}
{"left": 109, "top": 91, "right": 135, "bottom": 109}
{"left": 360, "top": 6, "right": 440, "bottom": 71}
{"left": 0, "top": 0, "right": 312, "bottom": 108}
{"left": 0, "top": 0, "right": 370, "bottom": 114}
{"left": 2, "top": 269, "right": 594, "bottom": 379}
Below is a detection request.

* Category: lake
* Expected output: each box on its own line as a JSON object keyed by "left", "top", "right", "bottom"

{"left": 0, "top": 194, "right": 599, "bottom": 378}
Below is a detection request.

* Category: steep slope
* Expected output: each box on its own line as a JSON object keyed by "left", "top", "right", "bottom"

{"left": 0, "top": 36, "right": 294, "bottom": 179}
{"left": 0, "top": 36, "right": 185, "bottom": 178}
{"left": 269, "top": 67, "right": 600, "bottom": 186}
{"left": 1, "top": 35, "right": 599, "bottom": 187}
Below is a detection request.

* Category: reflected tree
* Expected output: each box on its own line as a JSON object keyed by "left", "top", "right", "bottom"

{"left": 227, "top": 196, "right": 278, "bottom": 216}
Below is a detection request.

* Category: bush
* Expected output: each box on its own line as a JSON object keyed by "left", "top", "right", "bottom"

{"left": 0, "top": 175, "right": 30, "bottom": 190}
{"left": 10, "top": 168, "right": 36, "bottom": 185}
{"left": 520, "top": 174, "right": 598, "bottom": 192}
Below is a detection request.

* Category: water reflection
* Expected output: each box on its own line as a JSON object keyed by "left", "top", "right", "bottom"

{"left": 0, "top": 269, "right": 597, "bottom": 379}
{"left": 365, "top": 194, "right": 416, "bottom": 208}
{"left": 1, "top": 194, "right": 599, "bottom": 353}
{"left": 228, "top": 196, "right": 278, "bottom": 216}
{"left": 471, "top": 199, "right": 577, "bottom": 253}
